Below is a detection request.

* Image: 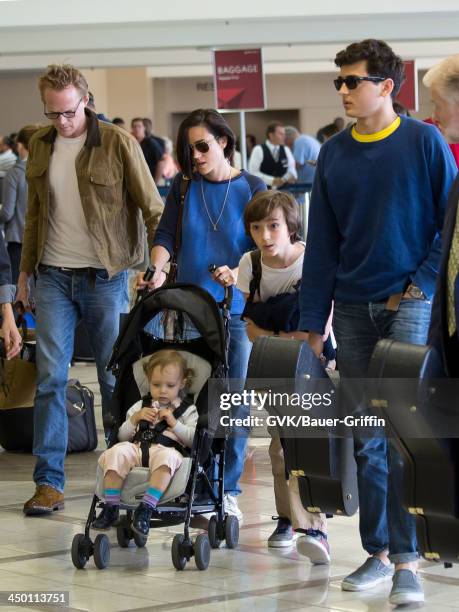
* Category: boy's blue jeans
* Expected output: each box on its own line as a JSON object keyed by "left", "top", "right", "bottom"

{"left": 333, "top": 298, "right": 432, "bottom": 563}
{"left": 33, "top": 266, "right": 129, "bottom": 493}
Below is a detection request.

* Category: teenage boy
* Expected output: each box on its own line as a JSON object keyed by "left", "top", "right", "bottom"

{"left": 298, "top": 39, "right": 457, "bottom": 605}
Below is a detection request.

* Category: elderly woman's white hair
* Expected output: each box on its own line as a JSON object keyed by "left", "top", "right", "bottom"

{"left": 423, "top": 55, "right": 459, "bottom": 102}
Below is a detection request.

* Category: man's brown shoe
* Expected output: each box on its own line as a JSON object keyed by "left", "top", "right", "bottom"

{"left": 23, "top": 485, "right": 64, "bottom": 516}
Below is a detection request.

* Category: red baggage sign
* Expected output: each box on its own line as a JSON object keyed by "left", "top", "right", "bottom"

{"left": 213, "top": 48, "right": 266, "bottom": 111}
{"left": 396, "top": 60, "right": 418, "bottom": 112}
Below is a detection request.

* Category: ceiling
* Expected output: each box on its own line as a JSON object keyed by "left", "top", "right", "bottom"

{"left": 1, "top": 1, "right": 459, "bottom": 76}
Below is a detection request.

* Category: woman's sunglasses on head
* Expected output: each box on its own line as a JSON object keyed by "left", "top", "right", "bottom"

{"left": 333, "top": 75, "right": 386, "bottom": 91}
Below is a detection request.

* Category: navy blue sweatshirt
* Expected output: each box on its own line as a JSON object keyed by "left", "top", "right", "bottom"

{"left": 299, "top": 116, "right": 457, "bottom": 334}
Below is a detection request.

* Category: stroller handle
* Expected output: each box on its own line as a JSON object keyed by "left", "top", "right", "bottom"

{"left": 208, "top": 264, "right": 233, "bottom": 312}
{"left": 135, "top": 265, "right": 156, "bottom": 303}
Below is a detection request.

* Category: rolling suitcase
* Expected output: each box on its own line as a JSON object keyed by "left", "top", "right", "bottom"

{"left": 368, "top": 339, "right": 459, "bottom": 563}
{"left": 246, "top": 336, "right": 358, "bottom": 517}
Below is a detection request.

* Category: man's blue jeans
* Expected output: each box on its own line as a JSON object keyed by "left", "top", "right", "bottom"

{"left": 333, "top": 298, "right": 432, "bottom": 563}
{"left": 33, "top": 266, "right": 129, "bottom": 492}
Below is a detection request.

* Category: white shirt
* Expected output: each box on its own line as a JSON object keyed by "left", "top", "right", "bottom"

{"left": 237, "top": 243, "right": 305, "bottom": 302}
{"left": 248, "top": 140, "right": 297, "bottom": 187}
{"left": 42, "top": 132, "right": 103, "bottom": 268}
{"left": 118, "top": 399, "right": 198, "bottom": 449}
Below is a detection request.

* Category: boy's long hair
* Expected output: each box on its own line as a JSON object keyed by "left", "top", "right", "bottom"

{"left": 243, "top": 191, "right": 301, "bottom": 244}
{"left": 143, "top": 350, "right": 194, "bottom": 392}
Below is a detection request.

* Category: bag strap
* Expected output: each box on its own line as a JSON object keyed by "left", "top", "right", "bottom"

{"left": 169, "top": 175, "right": 190, "bottom": 283}
{"left": 248, "top": 249, "right": 262, "bottom": 302}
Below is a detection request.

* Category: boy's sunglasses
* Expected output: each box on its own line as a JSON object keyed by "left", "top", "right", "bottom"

{"left": 189, "top": 137, "right": 216, "bottom": 154}
{"left": 333, "top": 75, "right": 386, "bottom": 91}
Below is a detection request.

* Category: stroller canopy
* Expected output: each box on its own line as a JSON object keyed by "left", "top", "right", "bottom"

{"left": 109, "top": 284, "right": 228, "bottom": 371}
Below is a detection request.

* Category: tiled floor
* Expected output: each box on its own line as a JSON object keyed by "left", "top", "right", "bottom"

{"left": 1, "top": 363, "right": 458, "bottom": 612}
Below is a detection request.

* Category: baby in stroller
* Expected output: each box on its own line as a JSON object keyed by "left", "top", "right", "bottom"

{"left": 71, "top": 283, "right": 239, "bottom": 571}
{"left": 92, "top": 349, "right": 197, "bottom": 538}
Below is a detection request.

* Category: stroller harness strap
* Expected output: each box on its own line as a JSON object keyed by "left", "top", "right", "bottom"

{"left": 133, "top": 395, "right": 194, "bottom": 467}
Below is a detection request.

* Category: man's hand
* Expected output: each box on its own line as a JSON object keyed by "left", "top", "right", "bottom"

{"left": 15, "top": 271, "right": 31, "bottom": 311}
{"left": 306, "top": 331, "right": 324, "bottom": 360}
{"left": 1, "top": 304, "right": 22, "bottom": 360}
{"left": 211, "top": 265, "right": 237, "bottom": 287}
{"left": 272, "top": 177, "right": 285, "bottom": 188}
{"left": 130, "top": 407, "right": 159, "bottom": 426}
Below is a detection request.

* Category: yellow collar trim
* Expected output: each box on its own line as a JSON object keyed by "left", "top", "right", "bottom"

{"left": 351, "top": 116, "right": 401, "bottom": 143}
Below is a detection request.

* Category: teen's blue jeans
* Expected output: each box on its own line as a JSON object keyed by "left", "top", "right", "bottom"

{"left": 33, "top": 266, "right": 129, "bottom": 492}
{"left": 333, "top": 298, "right": 432, "bottom": 563}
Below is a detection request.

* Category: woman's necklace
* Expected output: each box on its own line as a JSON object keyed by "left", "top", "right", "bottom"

{"left": 200, "top": 166, "right": 232, "bottom": 231}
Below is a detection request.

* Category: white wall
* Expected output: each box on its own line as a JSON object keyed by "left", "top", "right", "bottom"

{"left": 0, "top": 67, "right": 435, "bottom": 142}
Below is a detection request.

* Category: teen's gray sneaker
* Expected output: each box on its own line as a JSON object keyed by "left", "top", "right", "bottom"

{"left": 341, "top": 557, "right": 393, "bottom": 591}
{"left": 268, "top": 517, "right": 295, "bottom": 548}
{"left": 389, "top": 569, "right": 424, "bottom": 605}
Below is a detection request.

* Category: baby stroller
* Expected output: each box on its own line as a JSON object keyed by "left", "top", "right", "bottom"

{"left": 71, "top": 280, "right": 239, "bottom": 571}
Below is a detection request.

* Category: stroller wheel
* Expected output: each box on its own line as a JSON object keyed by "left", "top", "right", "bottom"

{"left": 71, "top": 533, "right": 91, "bottom": 569}
{"left": 116, "top": 522, "right": 132, "bottom": 548}
{"left": 225, "top": 515, "right": 239, "bottom": 549}
{"left": 93, "top": 534, "right": 111, "bottom": 569}
{"left": 133, "top": 531, "right": 148, "bottom": 548}
{"left": 194, "top": 534, "right": 211, "bottom": 570}
{"left": 171, "top": 534, "right": 187, "bottom": 570}
{"left": 208, "top": 516, "right": 222, "bottom": 549}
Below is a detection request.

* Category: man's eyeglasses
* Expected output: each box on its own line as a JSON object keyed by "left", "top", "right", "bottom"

{"left": 44, "top": 97, "right": 83, "bottom": 120}
{"left": 189, "top": 137, "right": 216, "bottom": 154}
{"left": 333, "top": 76, "right": 386, "bottom": 91}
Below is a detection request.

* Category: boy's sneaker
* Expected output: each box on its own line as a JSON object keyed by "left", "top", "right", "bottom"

{"left": 389, "top": 569, "right": 424, "bottom": 605}
{"left": 268, "top": 516, "right": 295, "bottom": 548}
{"left": 92, "top": 504, "right": 119, "bottom": 530}
{"left": 296, "top": 530, "right": 330, "bottom": 565}
{"left": 223, "top": 493, "right": 243, "bottom": 524}
{"left": 342, "top": 557, "right": 393, "bottom": 591}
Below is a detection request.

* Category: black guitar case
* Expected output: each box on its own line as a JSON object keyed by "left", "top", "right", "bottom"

{"left": 246, "top": 336, "right": 358, "bottom": 517}
{"left": 368, "top": 339, "right": 459, "bottom": 563}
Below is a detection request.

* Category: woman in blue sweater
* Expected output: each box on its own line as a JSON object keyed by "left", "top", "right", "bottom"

{"left": 143, "top": 109, "right": 266, "bottom": 521}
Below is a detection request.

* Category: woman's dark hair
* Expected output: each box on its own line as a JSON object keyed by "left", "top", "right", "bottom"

{"left": 334, "top": 39, "right": 405, "bottom": 99}
{"left": 244, "top": 190, "right": 301, "bottom": 243}
{"left": 176, "top": 108, "right": 236, "bottom": 178}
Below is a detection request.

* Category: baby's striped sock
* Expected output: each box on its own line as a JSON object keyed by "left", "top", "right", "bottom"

{"left": 142, "top": 487, "right": 162, "bottom": 509}
{"left": 104, "top": 488, "right": 121, "bottom": 506}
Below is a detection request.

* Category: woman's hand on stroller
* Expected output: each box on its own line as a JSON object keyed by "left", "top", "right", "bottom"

{"left": 136, "top": 269, "right": 167, "bottom": 292}
{"left": 210, "top": 265, "right": 237, "bottom": 287}
{"left": 130, "top": 406, "right": 159, "bottom": 426}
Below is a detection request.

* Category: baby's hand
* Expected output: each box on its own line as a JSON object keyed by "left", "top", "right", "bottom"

{"left": 157, "top": 407, "right": 177, "bottom": 428}
{"left": 131, "top": 407, "right": 158, "bottom": 426}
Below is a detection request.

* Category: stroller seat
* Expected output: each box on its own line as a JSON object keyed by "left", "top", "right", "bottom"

{"left": 95, "top": 462, "right": 192, "bottom": 506}
{"left": 94, "top": 349, "right": 211, "bottom": 508}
